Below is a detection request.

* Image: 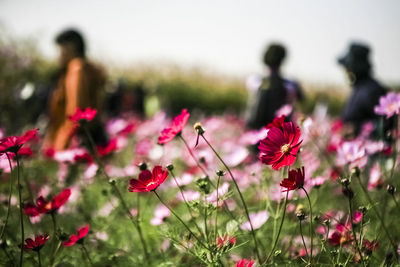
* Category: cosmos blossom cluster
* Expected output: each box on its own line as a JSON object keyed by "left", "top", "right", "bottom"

{"left": 0, "top": 91, "right": 399, "bottom": 266}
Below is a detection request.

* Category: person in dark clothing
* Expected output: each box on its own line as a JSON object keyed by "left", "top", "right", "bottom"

{"left": 246, "top": 43, "right": 303, "bottom": 129}
{"left": 338, "top": 42, "right": 388, "bottom": 137}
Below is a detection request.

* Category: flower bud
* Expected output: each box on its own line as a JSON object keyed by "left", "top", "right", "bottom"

{"left": 296, "top": 210, "right": 306, "bottom": 221}
{"left": 340, "top": 178, "right": 351, "bottom": 187}
{"left": 358, "top": 206, "right": 367, "bottom": 214}
{"left": 196, "top": 177, "right": 211, "bottom": 194}
{"left": 387, "top": 184, "right": 396, "bottom": 195}
{"left": 216, "top": 170, "right": 225, "bottom": 176}
{"left": 194, "top": 122, "right": 205, "bottom": 135}
{"left": 138, "top": 162, "right": 147, "bottom": 171}
{"left": 351, "top": 167, "right": 360, "bottom": 178}
{"left": 166, "top": 164, "right": 174, "bottom": 171}
{"left": 108, "top": 179, "right": 116, "bottom": 185}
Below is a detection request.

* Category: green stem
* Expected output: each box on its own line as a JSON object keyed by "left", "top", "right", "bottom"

{"left": 214, "top": 174, "right": 221, "bottom": 241}
{"left": 1, "top": 246, "right": 15, "bottom": 266}
{"left": 0, "top": 153, "right": 14, "bottom": 240}
{"left": 112, "top": 182, "right": 149, "bottom": 260}
{"left": 179, "top": 135, "right": 209, "bottom": 177}
{"left": 81, "top": 244, "right": 94, "bottom": 267}
{"left": 392, "top": 195, "right": 400, "bottom": 211}
{"left": 200, "top": 134, "right": 261, "bottom": 263}
{"left": 153, "top": 190, "right": 208, "bottom": 249}
{"left": 82, "top": 124, "right": 150, "bottom": 262}
{"left": 347, "top": 193, "right": 366, "bottom": 267}
{"left": 37, "top": 250, "right": 42, "bottom": 267}
{"left": 302, "top": 187, "right": 313, "bottom": 264}
{"left": 169, "top": 170, "right": 204, "bottom": 238}
{"left": 355, "top": 174, "right": 398, "bottom": 257}
{"left": 299, "top": 220, "right": 309, "bottom": 258}
{"left": 264, "top": 191, "right": 289, "bottom": 264}
{"left": 204, "top": 195, "right": 209, "bottom": 244}
{"left": 16, "top": 154, "right": 24, "bottom": 267}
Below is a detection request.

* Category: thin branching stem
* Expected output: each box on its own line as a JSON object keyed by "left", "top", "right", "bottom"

{"left": 16, "top": 154, "right": 24, "bottom": 267}
{"left": 153, "top": 190, "right": 208, "bottom": 250}
{"left": 264, "top": 191, "right": 289, "bottom": 264}
{"left": 0, "top": 153, "right": 14, "bottom": 240}
{"left": 200, "top": 134, "right": 261, "bottom": 263}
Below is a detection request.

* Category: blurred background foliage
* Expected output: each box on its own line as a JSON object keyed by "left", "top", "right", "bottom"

{"left": 1, "top": 35, "right": 399, "bottom": 134}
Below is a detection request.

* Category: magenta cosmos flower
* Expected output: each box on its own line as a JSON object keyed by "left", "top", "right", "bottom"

{"left": 24, "top": 189, "right": 71, "bottom": 216}
{"left": 0, "top": 128, "right": 38, "bottom": 154}
{"left": 280, "top": 167, "right": 305, "bottom": 192}
{"left": 259, "top": 120, "right": 302, "bottom": 170}
{"left": 23, "top": 234, "right": 49, "bottom": 251}
{"left": 374, "top": 92, "right": 400, "bottom": 118}
{"left": 69, "top": 107, "right": 97, "bottom": 123}
{"left": 128, "top": 166, "right": 168, "bottom": 192}
{"left": 235, "top": 259, "right": 255, "bottom": 267}
{"left": 63, "top": 225, "right": 90, "bottom": 247}
{"left": 157, "top": 109, "right": 190, "bottom": 145}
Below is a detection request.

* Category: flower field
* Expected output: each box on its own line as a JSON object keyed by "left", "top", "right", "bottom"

{"left": 1, "top": 94, "right": 400, "bottom": 267}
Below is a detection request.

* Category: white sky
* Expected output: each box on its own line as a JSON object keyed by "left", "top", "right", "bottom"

{"left": 1, "top": 0, "right": 399, "bottom": 85}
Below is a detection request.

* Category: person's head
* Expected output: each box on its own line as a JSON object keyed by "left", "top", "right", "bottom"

{"left": 263, "top": 43, "right": 286, "bottom": 70}
{"left": 338, "top": 42, "right": 372, "bottom": 82}
{"left": 55, "top": 29, "right": 86, "bottom": 67}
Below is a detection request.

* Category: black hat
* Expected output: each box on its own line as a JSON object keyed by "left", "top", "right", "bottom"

{"left": 263, "top": 43, "right": 286, "bottom": 68}
{"left": 338, "top": 42, "right": 371, "bottom": 74}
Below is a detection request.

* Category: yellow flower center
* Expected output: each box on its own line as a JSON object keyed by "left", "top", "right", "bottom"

{"left": 281, "top": 144, "right": 290, "bottom": 154}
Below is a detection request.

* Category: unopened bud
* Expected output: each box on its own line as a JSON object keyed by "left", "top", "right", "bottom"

{"left": 216, "top": 170, "right": 225, "bottom": 176}
{"left": 108, "top": 179, "right": 116, "bottom": 185}
{"left": 138, "top": 162, "right": 147, "bottom": 171}
{"left": 167, "top": 164, "right": 174, "bottom": 171}
{"left": 296, "top": 211, "right": 306, "bottom": 221}
{"left": 351, "top": 167, "right": 360, "bottom": 178}
{"left": 387, "top": 184, "right": 396, "bottom": 195}
{"left": 340, "top": 178, "right": 350, "bottom": 187}
{"left": 194, "top": 122, "right": 205, "bottom": 135}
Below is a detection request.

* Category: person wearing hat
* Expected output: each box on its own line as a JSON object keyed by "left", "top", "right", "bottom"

{"left": 338, "top": 42, "right": 388, "bottom": 137}
{"left": 246, "top": 43, "right": 303, "bottom": 129}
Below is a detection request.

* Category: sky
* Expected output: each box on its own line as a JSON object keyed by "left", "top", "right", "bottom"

{"left": 1, "top": 0, "right": 399, "bottom": 85}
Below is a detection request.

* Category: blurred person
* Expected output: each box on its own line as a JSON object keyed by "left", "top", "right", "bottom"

{"left": 43, "top": 29, "right": 108, "bottom": 151}
{"left": 246, "top": 43, "right": 303, "bottom": 129}
{"left": 106, "top": 79, "right": 146, "bottom": 118}
{"left": 338, "top": 42, "right": 389, "bottom": 137}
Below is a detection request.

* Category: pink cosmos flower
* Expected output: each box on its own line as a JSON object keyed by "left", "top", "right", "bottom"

{"left": 280, "top": 167, "right": 305, "bottom": 192}
{"left": 176, "top": 190, "right": 200, "bottom": 202}
{"left": 23, "top": 234, "right": 49, "bottom": 251}
{"left": 235, "top": 259, "right": 255, "bottom": 267}
{"left": 259, "top": 120, "right": 302, "bottom": 170}
{"left": 0, "top": 128, "right": 38, "bottom": 154}
{"left": 129, "top": 166, "right": 168, "bottom": 192}
{"left": 336, "top": 141, "right": 367, "bottom": 169}
{"left": 63, "top": 225, "right": 90, "bottom": 247}
{"left": 206, "top": 182, "right": 229, "bottom": 206}
{"left": 374, "top": 92, "right": 400, "bottom": 118}
{"left": 368, "top": 162, "right": 383, "bottom": 190}
{"left": 352, "top": 210, "right": 363, "bottom": 224}
{"left": 69, "top": 107, "right": 97, "bottom": 123}
{"left": 158, "top": 109, "right": 190, "bottom": 145}
{"left": 240, "top": 210, "right": 269, "bottom": 231}
{"left": 151, "top": 204, "right": 171, "bottom": 225}
{"left": 24, "top": 189, "right": 71, "bottom": 217}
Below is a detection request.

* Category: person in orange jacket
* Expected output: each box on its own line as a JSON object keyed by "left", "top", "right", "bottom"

{"left": 44, "top": 29, "right": 107, "bottom": 151}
